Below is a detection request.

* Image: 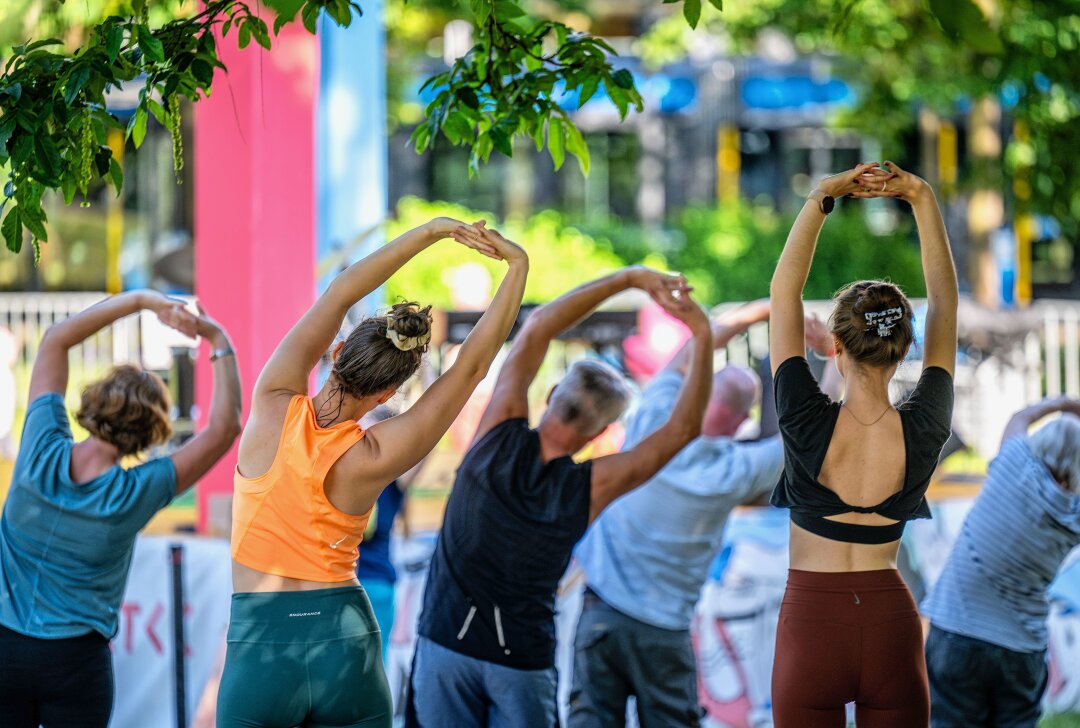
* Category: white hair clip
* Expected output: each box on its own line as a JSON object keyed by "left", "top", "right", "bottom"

{"left": 385, "top": 317, "right": 431, "bottom": 351}
{"left": 864, "top": 307, "right": 904, "bottom": 337}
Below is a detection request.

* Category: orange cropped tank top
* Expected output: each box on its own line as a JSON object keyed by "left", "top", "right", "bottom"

{"left": 231, "top": 395, "right": 372, "bottom": 582}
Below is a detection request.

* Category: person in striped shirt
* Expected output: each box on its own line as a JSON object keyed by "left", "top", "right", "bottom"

{"left": 921, "top": 396, "right": 1080, "bottom": 728}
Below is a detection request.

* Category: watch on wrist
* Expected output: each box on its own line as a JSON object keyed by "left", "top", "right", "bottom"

{"left": 808, "top": 189, "right": 835, "bottom": 214}
{"left": 209, "top": 347, "right": 235, "bottom": 362}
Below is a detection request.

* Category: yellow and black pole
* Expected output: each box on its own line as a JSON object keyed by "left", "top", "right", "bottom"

{"left": 717, "top": 125, "right": 739, "bottom": 205}
{"left": 105, "top": 128, "right": 124, "bottom": 294}
{"left": 1012, "top": 121, "right": 1033, "bottom": 307}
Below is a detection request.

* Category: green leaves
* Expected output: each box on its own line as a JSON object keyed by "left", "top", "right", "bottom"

{"left": 105, "top": 24, "right": 124, "bottom": 62}
{"left": 129, "top": 106, "right": 148, "bottom": 149}
{"left": 1, "top": 207, "right": 22, "bottom": 254}
{"left": 136, "top": 24, "right": 165, "bottom": 63}
{"left": 668, "top": 0, "right": 721, "bottom": 30}
{"left": 0, "top": 0, "right": 651, "bottom": 256}
{"left": 683, "top": 0, "right": 701, "bottom": 29}
{"left": 413, "top": 5, "right": 642, "bottom": 177}
{"left": 563, "top": 119, "right": 589, "bottom": 175}
{"left": 927, "top": 0, "right": 1003, "bottom": 54}
{"left": 62, "top": 64, "right": 90, "bottom": 105}
{"left": 0, "top": 0, "right": 369, "bottom": 257}
{"left": 548, "top": 117, "right": 565, "bottom": 170}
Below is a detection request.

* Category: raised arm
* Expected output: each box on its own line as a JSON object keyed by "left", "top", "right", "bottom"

{"left": 349, "top": 226, "right": 528, "bottom": 491}
{"left": 769, "top": 163, "right": 882, "bottom": 374}
{"left": 589, "top": 295, "right": 712, "bottom": 521}
{"left": 664, "top": 298, "right": 770, "bottom": 376}
{"left": 170, "top": 311, "right": 243, "bottom": 494}
{"left": 472, "top": 264, "right": 688, "bottom": 443}
{"left": 881, "top": 161, "right": 958, "bottom": 376}
{"left": 253, "top": 217, "right": 495, "bottom": 400}
{"left": 29, "top": 290, "right": 195, "bottom": 401}
{"left": 1001, "top": 396, "right": 1080, "bottom": 448}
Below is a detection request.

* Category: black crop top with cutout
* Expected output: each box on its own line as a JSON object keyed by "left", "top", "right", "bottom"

{"left": 769, "top": 356, "right": 954, "bottom": 545}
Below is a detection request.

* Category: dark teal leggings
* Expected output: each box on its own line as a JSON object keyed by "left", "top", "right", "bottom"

{"left": 217, "top": 586, "right": 392, "bottom": 728}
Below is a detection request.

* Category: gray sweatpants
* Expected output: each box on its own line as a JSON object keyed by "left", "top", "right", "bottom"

{"left": 568, "top": 590, "right": 703, "bottom": 728}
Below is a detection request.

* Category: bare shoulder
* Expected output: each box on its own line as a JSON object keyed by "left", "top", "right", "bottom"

{"left": 323, "top": 433, "right": 384, "bottom": 515}
{"left": 236, "top": 390, "right": 299, "bottom": 479}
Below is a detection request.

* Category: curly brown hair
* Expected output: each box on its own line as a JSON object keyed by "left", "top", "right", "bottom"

{"left": 76, "top": 365, "right": 173, "bottom": 457}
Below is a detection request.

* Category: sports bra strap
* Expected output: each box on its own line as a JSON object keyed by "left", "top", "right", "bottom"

{"left": 791, "top": 510, "right": 906, "bottom": 545}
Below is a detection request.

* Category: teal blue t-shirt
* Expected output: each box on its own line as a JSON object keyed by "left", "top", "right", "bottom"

{"left": 0, "top": 393, "right": 177, "bottom": 639}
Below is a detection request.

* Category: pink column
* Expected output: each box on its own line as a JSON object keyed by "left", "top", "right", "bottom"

{"left": 193, "top": 24, "right": 319, "bottom": 533}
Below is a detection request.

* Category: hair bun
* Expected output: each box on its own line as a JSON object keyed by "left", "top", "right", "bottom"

{"left": 853, "top": 283, "right": 905, "bottom": 331}
{"left": 830, "top": 279, "right": 915, "bottom": 367}
{"left": 388, "top": 302, "right": 432, "bottom": 339}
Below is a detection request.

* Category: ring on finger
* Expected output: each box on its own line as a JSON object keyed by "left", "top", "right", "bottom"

{"left": 881, "top": 180, "right": 887, "bottom": 191}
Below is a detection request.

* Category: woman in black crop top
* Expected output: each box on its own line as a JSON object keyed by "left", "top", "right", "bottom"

{"left": 768, "top": 161, "right": 957, "bottom": 728}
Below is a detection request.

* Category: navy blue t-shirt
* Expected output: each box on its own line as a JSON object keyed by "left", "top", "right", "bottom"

{"left": 417, "top": 418, "right": 593, "bottom": 670}
{"left": 356, "top": 482, "right": 404, "bottom": 584}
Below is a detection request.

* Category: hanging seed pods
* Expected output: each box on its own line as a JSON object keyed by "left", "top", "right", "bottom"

{"left": 78, "top": 112, "right": 95, "bottom": 207}
{"left": 168, "top": 95, "right": 184, "bottom": 184}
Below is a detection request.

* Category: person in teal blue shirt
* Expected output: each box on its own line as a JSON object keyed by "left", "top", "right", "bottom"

{"left": 0, "top": 291, "right": 243, "bottom": 728}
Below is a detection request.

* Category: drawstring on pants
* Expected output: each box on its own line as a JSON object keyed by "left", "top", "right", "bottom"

{"left": 454, "top": 604, "right": 511, "bottom": 656}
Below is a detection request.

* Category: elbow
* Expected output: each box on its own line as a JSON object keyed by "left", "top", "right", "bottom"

{"left": 671, "top": 417, "right": 702, "bottom": 445}
{"left": 517, "top": 318, "right": 546, "bottom": 347}
{"left": 209, "top": 414, "right": 243, "bottom": 445}
{"left": 449, "top": 357, "right": 491, "bottom": 389}
{"left": 39, "top": 327, "right": 68, "bottom": 352}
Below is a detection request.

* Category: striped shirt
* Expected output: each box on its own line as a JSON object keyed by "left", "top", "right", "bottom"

{"left": 921, "top": 438, "right": 1080, "bottom": 652}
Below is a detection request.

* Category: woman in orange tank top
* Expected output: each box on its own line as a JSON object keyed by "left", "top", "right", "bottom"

{"left": 216, "top": 218, "right": 529, "bottom": 728}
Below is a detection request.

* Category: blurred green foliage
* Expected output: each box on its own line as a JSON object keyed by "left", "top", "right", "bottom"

{"left": 385, "top": 196, "right": 626, "bottom": 308}
{"left": 387, "top": 196, "right": 927, "bottom": 307}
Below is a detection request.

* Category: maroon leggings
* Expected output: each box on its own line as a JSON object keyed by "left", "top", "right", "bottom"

{"left": 772, "top": 569, "right": 929, "bottom": 728}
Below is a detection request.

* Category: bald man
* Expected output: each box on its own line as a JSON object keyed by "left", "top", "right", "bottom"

{"left": 570, "top": 301, "right": 831, "bottom": 727}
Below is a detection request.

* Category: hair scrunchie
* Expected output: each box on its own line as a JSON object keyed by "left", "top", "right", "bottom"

{"left": 385, "top": 317, "right": 431, "bottom": 351}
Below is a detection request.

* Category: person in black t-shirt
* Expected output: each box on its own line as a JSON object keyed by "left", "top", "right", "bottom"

{"left": 407, "top": 225, "right": 714, "bottom": 728}
{"left": 768, "top": 161, "right": 958, "bottom": 728}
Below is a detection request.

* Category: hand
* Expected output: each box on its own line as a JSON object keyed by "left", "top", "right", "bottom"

{"left": 855, "top": 160, "right": 931, "bottom": 203}
{"left": 450, "top": 222, "right": 528, "bottom": 266}
{"left": 424, "top": 216, "right": 468, "bottom": 239}
{"left": 817, "top": 162, "right": 885, "bottom": 199}
{"left": 194, "top": 304, "right": 230, "bottom": 349}
{"left": 1046, "top": 395, "right": 1080, "bottom": 417}
{"left": 803, "top": 313, "right": 835, "bottom": 357}
{"left": 658, "top": 289, "right": 710, "bottom": 335}
{"left": 140, "top": 291, "right": 198, "bottom": 338}
{"left": 626, "top": 266, "right": 690, "bottom": 310}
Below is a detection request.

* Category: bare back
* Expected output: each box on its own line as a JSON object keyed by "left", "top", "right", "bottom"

{"left": 791, "top": 408, "right": 906, "bottom": 571}
{"left": 771, "top": 357, "right": 954, "bottom": 573}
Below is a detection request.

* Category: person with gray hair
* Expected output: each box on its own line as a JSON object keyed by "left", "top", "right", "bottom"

{"left": 408, "top": 248, "right": 714, "bottom": 728}
{"left": 921, "top": 396, "right": 1080, "bottom": 728}
{"left": 569, "top": 299, "right": 834, "bottom": 727}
